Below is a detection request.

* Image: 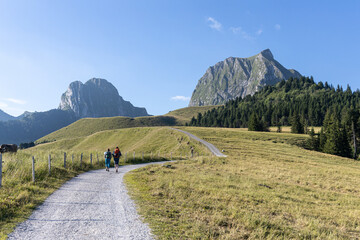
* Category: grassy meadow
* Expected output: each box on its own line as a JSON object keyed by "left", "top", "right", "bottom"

{"left": 0, "top": 127, "right": 208, "bottom": 239}
{"left": 36, "top": 106, "right": 215, "bottom": 144}
{"left": 165, "top": 106, "right": 218, "bottom": 124}
{"left": 125, "top": 127, "right": 360, "bottom": 239}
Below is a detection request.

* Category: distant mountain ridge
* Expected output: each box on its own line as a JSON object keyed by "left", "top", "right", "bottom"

{"left": 0, "top": 78, "right": 149, "bottom": 144}
{"left": 0, "top": 109, "right": 16, "bottom": 121}
{"left": 189, "top": 49, "right": 301, "bottom": 106}
{"left": 59, "top": 78, "right": 148, "bottom": 118}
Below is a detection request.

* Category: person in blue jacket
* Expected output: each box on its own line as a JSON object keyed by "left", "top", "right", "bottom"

{"left": 104, "top": 148, "right": 112, "bottom": 172}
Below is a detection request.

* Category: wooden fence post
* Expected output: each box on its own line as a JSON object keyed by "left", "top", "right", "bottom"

{"left": 80, "top": 153, "right": 83, "bottom": 167}
{"left": 48, "top": 154, "right": 51, "bottom": 176}
{"left": 90, "top": 153, "right": 92, "bottom": 165}
{"left": 32, "top": 156, "right": 35, "bottom": 183}
{"left": 64, "top": 152, "right": 67, "bottom": 169}
{"left": 0, "top": 154, "right": 2, "bottom": 188}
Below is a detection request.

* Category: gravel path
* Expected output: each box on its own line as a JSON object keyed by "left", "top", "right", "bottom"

{"left": 9, "top": 129, "right": 224, "bottom": 239}
{"left": 8, "top": 162, "right": 166, "bottom": 240}
{"left": 169, "top": 128, "right": 227, "bottom": 157}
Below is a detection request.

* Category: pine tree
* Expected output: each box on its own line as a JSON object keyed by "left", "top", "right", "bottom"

{"left": 248, "top": 113, "right": 262, "bottom": 131}
{"left": 291, "top": 113, "right": 304, "bottom": 134}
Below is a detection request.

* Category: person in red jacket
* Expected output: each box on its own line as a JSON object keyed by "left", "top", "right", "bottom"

{"left": 112, "top": 146, "right": 122, "bottom": 173}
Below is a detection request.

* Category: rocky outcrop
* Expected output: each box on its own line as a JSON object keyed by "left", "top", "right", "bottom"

{"left": 59, "top": 78, "right": 149, "bottom": 118}
{"left": 189, "top": 49, "right": 301, "bottom": 106}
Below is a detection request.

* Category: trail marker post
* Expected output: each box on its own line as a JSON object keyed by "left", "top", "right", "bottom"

{"left": 48, "top": 154, "right": 51, "bottom": 176}
{"left": 97, "top": 154, "right": 99, "bottom": 164}
{"left": 72, "top": 154, "right": 74, "bottom": 164}
{"left": 90, "top": 153, "right": 92, "bottom": 165}
{"left": 133, "top": 152, "right": 135, "bottom": 161}
{"left": 80, "top": 153, "right": 83, "bottom": 167}
{"left": 64, "top": 152, "right": 66, "bottom": 169}
{"left": 125, "top": 152, "right": 127, "bottom": 163}
{"left": 0, "top": 154, "right": 2, "bottom": 188}
{"left": 32, "top": 156, "right": 35, "bottom": 183}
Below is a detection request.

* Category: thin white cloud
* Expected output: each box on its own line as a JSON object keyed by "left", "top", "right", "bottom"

{"left": 230, "top": 27, "right": 254, "bottom": 40}
{"left": 256, "top": 29, "right": 263, "bottom": 35}
{"left": 5, "top": 98, "right": 26, "bottom": 105}
{"left": 230, "top": 27, "right": 242, "bottom": 34}
{"left": 0, "top": 102, "right": 8, "bottom": 108}
{"left": 275, "top": 24, "right": 281, "bottom": 30}
{"left": 207, "top": 17, "right": 222, "bottom": 31}
{"left": 171, "top": 96, "right": 191, "bottom": 101}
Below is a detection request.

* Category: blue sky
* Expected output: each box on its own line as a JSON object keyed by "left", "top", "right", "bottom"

{"left": 0, "top": 0, "right": 359, "bottom": 116}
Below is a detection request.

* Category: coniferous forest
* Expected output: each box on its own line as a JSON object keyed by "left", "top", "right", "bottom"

{"left": 188, "top": 77, "right": 360, "bottom": 159}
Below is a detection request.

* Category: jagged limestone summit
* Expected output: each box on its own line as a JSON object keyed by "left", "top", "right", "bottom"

{"left": 59, "top": 78, "right": 149, "bottom": 118}
{"left": 189, "top": 49, "right": 301, "bottom": 106}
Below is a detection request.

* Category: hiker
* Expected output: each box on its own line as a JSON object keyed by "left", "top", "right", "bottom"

{"left": 104, "top": 148, "right": 112, "bottom": 172}
{"left": 113, "top": 146, "right": 122, "bottom": 173}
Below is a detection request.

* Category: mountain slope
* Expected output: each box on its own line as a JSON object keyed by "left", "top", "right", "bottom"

{"left": 59, "top": 78, "right": 149, "bottom": 118}
{"left": 0, "top": 109, "right": 16, "bottom": 121}
{"left": 0, "top": 78, "right": 150, "bottom": 144}
{"left": 189, "top": 49, "right": 301, "bottom": 106}
{"left": 0, "top": 109, "right": 76, "bottom": 144}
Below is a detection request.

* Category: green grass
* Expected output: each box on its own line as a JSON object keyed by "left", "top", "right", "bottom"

{"left": 36, "top": 115, "right": 181, "bottom": 144}
{"left": 0, "top": 150, "right": 104, "bottom": 239}
{"left": 0, "top": 127, "right": 210, "bottom": 239}
{"left": 125, "top": 127, "right": 360, "bottom": 239}
{"left": 165, "top": 106, "right": 218, "bottom": 124}
{"left": 36, "top": 106, "right": 217, "bottom": 144}
{"left": 33, "top": 127, "right": 209, "bottom": 157}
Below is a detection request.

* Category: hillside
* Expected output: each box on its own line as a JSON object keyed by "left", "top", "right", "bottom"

{"left": 165, "top": 105, "right": 218, "bottom": 124}
{"left": 36, "top": 106, "right": 215, "bottom": 144}
{"left": 190, "top": 77, "right": 360, "bottom": 128}
{"left": 126, "top": 127, "right": 360, "bottom": 239}
{"left": 0, "top": 109, "right": 16, "bottom": 121}
{"left": 31, "top": 127, "right": 209, "bottom": 156}
{"left": 189, "top": 49, "right": 301, "bottom": 106}
{"left": 0, "top": 109, "right": 77, "bottom": 144}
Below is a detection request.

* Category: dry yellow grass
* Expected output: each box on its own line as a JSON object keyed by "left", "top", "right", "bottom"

{"left": 125, "top": 127, "right": 360, "bottom": 239}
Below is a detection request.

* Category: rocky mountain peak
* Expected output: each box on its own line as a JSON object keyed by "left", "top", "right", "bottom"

{"left": 59, "top": 78, "right": 149, "bottom": 118}
{"left": 259, "top": 49, "right": 274, "bottom": 60}
{"left": 189, "top": 49, "right": 301, "bottom": 106}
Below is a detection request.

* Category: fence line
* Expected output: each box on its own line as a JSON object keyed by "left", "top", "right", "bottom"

{"left": 0, "top": 150, "right": 203, "bottom": 187}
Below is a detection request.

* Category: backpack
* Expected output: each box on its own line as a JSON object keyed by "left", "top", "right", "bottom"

{"left": 114, "top": 148, "right": 121, "bottom": 158}
{"left": 105, "top": 151, "right": 112, "bottom": 159}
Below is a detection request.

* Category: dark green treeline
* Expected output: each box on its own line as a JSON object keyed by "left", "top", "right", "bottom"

{"left": 188, "top": 77, "right": 360, "bottom": 158}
